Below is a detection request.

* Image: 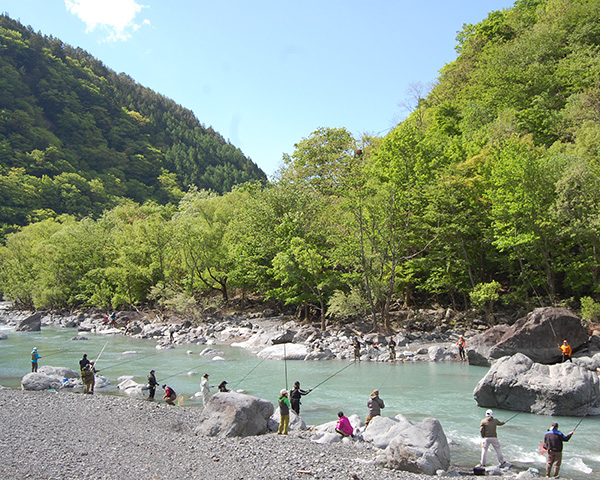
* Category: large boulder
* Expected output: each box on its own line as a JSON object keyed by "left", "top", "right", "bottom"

{"left": 21, "top": 372, "right": 64, "bottom": 390}
{"left": 15, "top": 312, "right": 42, "bottom": 332}
{"left": 267, "top": 407, "right": 307, "bottom": 431}
{"left": 384, "top": 417, "right": 451, "bottom": 475}
{"left": 473, "top": 353, "right": 600, "bottom": 415}
{"left": 467, "top": 307, "right": 587, "bottom": 366}
{"left": 195, "top": 391, "right": 274, "bottom": 437}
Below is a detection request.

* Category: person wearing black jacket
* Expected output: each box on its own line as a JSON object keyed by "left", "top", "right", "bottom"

{"left": 290, "top": 381, "right": 312, "bottom": 415}
{"left": 147, "top": 370, "right": 158, "bottom": 401}
{"left": 543, "top": 422, "right": 573, "bottom": 477}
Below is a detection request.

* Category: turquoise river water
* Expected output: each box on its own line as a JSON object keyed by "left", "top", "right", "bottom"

{"left": 1, "top": 324, "right": 598, "bottom": 478}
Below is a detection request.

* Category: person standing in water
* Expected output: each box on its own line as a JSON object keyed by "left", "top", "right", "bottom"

{"left": 31, "top": 347, "right": 41, "bottom": 372}
{"left": 543, "top": 422, "right": 574, "bottom": 478}
{"left": 290, "top": 381, "right": 312, "bottom": 415}
{"left": 479, "top": 409, "right": 507, "bottom": 468}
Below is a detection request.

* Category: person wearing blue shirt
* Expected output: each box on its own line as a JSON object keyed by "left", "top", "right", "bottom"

{"left": 543, "top": 422, "right": 574, "bottom": 478}
{"left": 31, "top": 347, "right": 41, "bottom": 372}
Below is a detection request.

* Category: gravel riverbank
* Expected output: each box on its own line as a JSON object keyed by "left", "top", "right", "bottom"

{"left": 0, "top": 389, "right": 490, "bottom": 480}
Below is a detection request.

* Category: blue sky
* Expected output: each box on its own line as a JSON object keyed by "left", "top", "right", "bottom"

{"left": 2, "top": 1, "right": 516, "bottom": 177}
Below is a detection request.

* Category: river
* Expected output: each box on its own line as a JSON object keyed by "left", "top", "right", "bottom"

{"left": 1, "top": 324, "right": 597, "bottom": 478}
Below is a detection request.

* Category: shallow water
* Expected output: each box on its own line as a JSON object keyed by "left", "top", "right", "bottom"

{"left": 1, "top": 324, "right": 598, "bottom": 478}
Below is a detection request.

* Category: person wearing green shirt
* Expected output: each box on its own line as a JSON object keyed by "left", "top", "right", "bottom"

{"left": 277, "top": 389, "right": 291, "bottom": 435}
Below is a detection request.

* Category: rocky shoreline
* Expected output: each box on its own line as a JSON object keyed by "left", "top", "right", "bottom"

{"left": 0, "top": 389, "right": 489, "bottom": 480}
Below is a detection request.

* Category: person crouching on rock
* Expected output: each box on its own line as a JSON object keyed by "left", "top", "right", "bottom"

{"left": 479, "top": 409, "right": 507, "bottom": 468}
{"left": 335, "top": 411, "right": 354, "bottom": 438}
{"left": 277, "top": 389, "right": 290, "bottom": 435}
{"left": 162, "top": 384, "right": 177, "bottom": 405}
{"left": 218, "top": 380, "right": 230, "bottom": 392}
{"left": 365, "top": 390, "right": 384, "bottom": 426}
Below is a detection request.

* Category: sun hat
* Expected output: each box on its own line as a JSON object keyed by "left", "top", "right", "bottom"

{"left": 486, "top": 409, "right": 493, "bottom": 417}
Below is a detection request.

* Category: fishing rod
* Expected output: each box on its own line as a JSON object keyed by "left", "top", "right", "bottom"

{"left": 572, "top": 413, "right": 587, "bottom": 432}
{"left": 505, "top": 412, "right": 520, "bottom": 423}
{"left": 231, "top": 357, "right": 267, "bottom": 390}
{"left": 158, "top": 367, "right": 195, "bottom": 384}
{"left": 311, "top": 360, "right": 356, "bottom": 391}
{"left": 283, "top": 342, "right": 288, "bottom": 391}
{"left": 548, "top": 319, "right": 558, "bottom": 340}
{"left": 378, "top": 363, "right": 395, "bottom": 391}
{"left": 92, "top": 340, "right": 109, "bottom": 368}
{"left": 99, "top": 352, "right": 158, "bottom": 373}
{"left": 41, "top": 348, "right": 66, "bottom": 359}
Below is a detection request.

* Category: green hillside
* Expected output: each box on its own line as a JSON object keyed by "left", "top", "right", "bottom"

{"left": 2, "top": 0, "right": 600, "bottom": 322}
{"left": 0, "top": 14, "right": 267, "bottom": 238}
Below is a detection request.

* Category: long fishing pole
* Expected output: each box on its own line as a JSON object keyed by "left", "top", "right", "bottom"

{"left": 99, "top": 352, "right": 158, "bottom": 372}
{"left": 572, "top": 413, "right": 587, "bottom": 432}
{"left": 311, "top": 360, "right": 356, "bottom": 390}
{"left": 378, "top": 363, "right": 394, "bottom": 391}
{"left": 284, "top": 342, "right": 288, "bottom": 391}
{"left": 41, "top": 348, "right": 66, "bottom": 359}
{"left": 231, "top": 357, "right": 267, "bottom": 390}
{"left": 92, "top": 340, "right": 109, "bottom": 368}
{"left": 158, "top": 367, "right": 195, "bottom": 384}
{"left": 505, "top": 412, "right": 520, "bottom": 423}
{"left": 548, "top": 319, "right": 558, "bottom": 340}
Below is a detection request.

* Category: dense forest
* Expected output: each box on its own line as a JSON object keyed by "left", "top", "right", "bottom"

{"left": 2, "top": 0, "right": 600, "bottom": 329}
{"left": 0, "top": 14, "right": 267, "bottom": 239}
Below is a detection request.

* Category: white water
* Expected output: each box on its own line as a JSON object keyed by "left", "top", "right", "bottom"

{"left": 1, "top": 325, "right": 598, "bottom": 478}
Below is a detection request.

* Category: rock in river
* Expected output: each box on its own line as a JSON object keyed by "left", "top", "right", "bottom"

{"left": 473, "top": 352, "right": 600, "bottom": 416}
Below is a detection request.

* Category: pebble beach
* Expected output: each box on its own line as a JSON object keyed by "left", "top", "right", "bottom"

{"left": 0, "top": 389, "right": 489, "bottom": 480}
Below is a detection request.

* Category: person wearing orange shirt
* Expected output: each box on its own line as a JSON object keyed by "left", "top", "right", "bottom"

{"left": 559, "top": 339, "right": 572, "bottom": 363}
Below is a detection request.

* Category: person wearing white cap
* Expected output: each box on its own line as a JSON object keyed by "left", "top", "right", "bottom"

{"left": 277, "top": 389, "right": 290, "bottom": 435}
{"left": 479, "top": 409, "right": 507, "bottom": 468}
{"left": 200, "top": 373, "right": 213, "bottom": 407}
{"left": 31, "top": 347, "right": 41, "bottom": 372}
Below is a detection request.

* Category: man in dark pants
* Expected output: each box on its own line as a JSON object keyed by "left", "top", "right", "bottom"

{"left": 147, "top": 369, "right": 158, "bottom": 401}
{"left": 290, "top": 381, "right": 312, "bottom": 415}
{"left": 543, "top": 422, "right": 573, "bottom": 477}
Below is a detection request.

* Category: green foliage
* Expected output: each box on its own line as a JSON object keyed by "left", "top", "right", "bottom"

{"left": 580, "top": 296, "right": 600, "bottom": 322}
{"left": 3, "top": 1, "right": 600, "bottom": 320}
{"left": 0, "top": 14, "right": 266, "bottom": 239}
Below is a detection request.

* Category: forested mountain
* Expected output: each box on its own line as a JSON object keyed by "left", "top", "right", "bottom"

{"left": 0, "top": 14, "right": 266, "bottom": 238}
{"left": 2, "top": 0, "right": 600, "bottom": 327}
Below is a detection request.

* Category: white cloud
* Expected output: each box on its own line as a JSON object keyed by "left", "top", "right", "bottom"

{"left": 65, "top": 0, "right": 149, "bottom": 42}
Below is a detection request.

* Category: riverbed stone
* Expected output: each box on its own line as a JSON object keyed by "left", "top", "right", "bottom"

{"left": 384, "top": 417, "right": 451, "bottom": 475}
{"left": 473, "top": 352, "right": 600, "bottom": 415}
{"left": 21, "top": 372, "right": 64, "bottom": 390}
{"left": 257, "top": 343, "right": 309, "bottom": 360}
{"left": 195, "top": 391, "right": 274, "bottom": 437}
{"left": 467, "top": 307, "right": 587, "bottom": 366}
{"left": 15, "top": 312, "right": 42, "bottom": 331}
{"left": 267, "top": 407, "right": 307, "bottom": 431}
